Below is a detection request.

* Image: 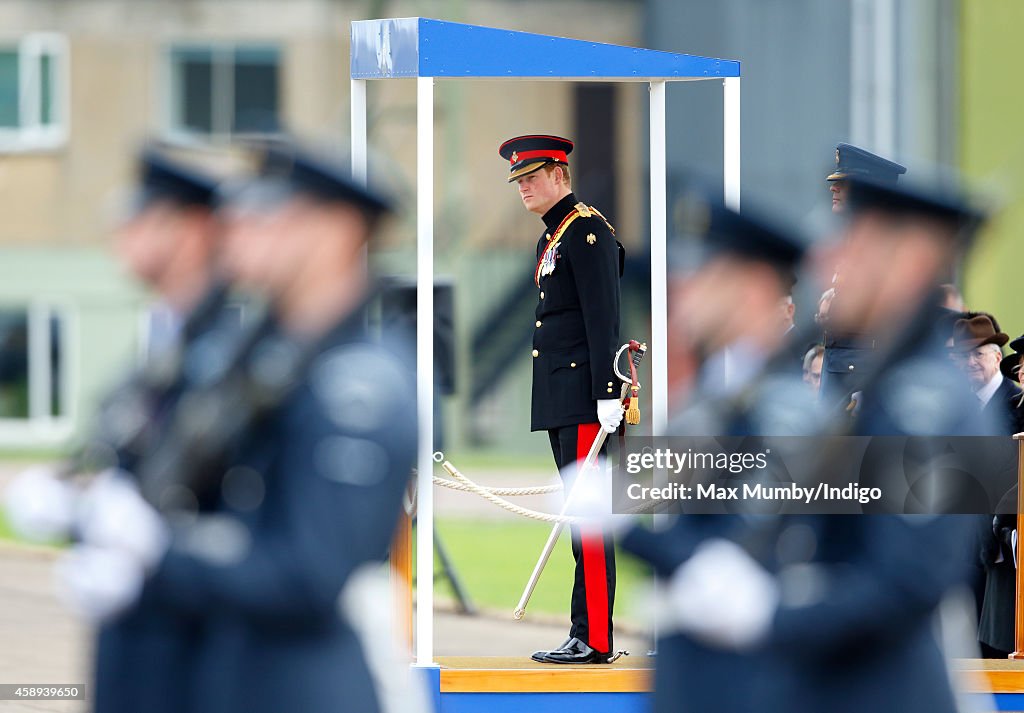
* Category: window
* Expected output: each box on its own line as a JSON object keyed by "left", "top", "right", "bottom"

{"left": 0, "top": 302, "right": 73, "bottom": 439}
{"left": 0, "top": 33, "right": 68, "bottom": 150}
{"left": 168, "top": 44, "right": 281, "bottom": 140}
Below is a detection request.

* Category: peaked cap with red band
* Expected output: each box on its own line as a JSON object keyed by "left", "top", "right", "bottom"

{"left": 499, "top": 134, "right": 574, "bottom": 183}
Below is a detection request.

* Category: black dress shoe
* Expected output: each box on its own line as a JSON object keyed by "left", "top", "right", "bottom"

{"left": 530, "top": 638, "right": 572, "bottom": 663}
{"left": 531, "top": 637, "right": 613, "bottom": 664}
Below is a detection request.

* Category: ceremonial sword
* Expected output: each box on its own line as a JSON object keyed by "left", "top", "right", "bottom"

{"left": 513, "top": 340, "right": 647, "bottom": 620}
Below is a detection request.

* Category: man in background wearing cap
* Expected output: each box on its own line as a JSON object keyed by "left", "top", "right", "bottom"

{"left": 45, "top": 144, "right": 419, "bottom": 713}
{"left": 949, "top": 314, "right": 1024, "bottom": 659}
{"left": 499, "top": 134, "right": 624, "bottom": 664}
{"left": 819, "top": 143, "right": 906, "bottom": 409}
{"left": 618, "top": 189, "right": 820, "bottom": 713}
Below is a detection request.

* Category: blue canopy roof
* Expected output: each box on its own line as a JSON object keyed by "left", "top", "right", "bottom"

{"left": 351, "top": 18, "right": 740, "bottom": 80}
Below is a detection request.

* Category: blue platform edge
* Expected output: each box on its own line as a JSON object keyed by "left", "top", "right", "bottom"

{"left": 414, "top": 671, "right": 1017, "bottom": 713}
{"left": 431, "top": 690, "right": 1018, "bottom": 713}
{"left": 351, "top": 17, "right": 741, "bottom": 80}
{"left": 991, "top": 692, "right": 1024, "bottom": 711}
{"left": 437, "top": 692, "right": 648, "bottom": 713}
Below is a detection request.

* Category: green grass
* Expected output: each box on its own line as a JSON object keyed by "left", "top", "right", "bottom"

{"left": 440, "top": 450, "right": 554, "bottom": 474}
{"left": 0, "top": 511, "right": 13, "bottom": 541}
{"left": 425, "top": 517, "right": 651, "bottom": 624}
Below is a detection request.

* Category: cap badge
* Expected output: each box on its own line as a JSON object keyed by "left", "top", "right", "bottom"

{"left": 835, "top": 148, "right": 841, "bottom": 166}
{"left": 511, "top": 151, "right": 519, "bottom": 163}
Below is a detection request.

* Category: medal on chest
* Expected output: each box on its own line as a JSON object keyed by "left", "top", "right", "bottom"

{"left": 539, "top": 242, "right": 560, "bottom": 280}
{"left": 534, "top": 210, "right": 581, "bottom": 287}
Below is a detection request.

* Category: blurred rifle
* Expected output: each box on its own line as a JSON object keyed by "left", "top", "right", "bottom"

{"left": 65, "top": 281, "right": 238, "bottom": 480}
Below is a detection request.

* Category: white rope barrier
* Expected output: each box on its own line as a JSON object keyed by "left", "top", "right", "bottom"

{"left": 431, "top": 476, "right": 562, "bottom": 497}
{"left": 437, "top": 461, "right": 581, "bottom": 524}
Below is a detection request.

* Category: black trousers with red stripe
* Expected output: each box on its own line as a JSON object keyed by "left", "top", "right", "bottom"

{"left": 547, "top": 422, "right": 616, "bottom": 654}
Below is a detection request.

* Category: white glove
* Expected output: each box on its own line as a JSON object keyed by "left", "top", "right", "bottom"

{"left": 561, "top": 461, "right": 634, "bottom": 537}
{"left": 55, "top": 544, "right": 145, "bottom": 622}
{"left": 596, "top": 398, "right": 624, "bottom": 434}
{"left": 3, "top": 465, "right": 76, "bottom": 542}
{"left": 669, "top": 538, "right": 779, "bottom": 651}
{"left": 77, "top": 470, "right": 169, "bottom": 570}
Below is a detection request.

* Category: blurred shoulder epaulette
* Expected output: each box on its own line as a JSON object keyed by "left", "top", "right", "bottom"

{"left": 575, "top": 202, "right": 592, "bottom": 218}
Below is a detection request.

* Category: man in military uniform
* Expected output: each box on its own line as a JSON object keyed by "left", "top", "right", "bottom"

{"left": 819, "top": 143, "right": 906, "bottom": 408}
{"left": 646, "top": 172, "right": 993, "bottom": 713}
{"left": 51, "top": 144, "right": 418, "bottom": 713}
{"left": 499, "top": 134, "right": 624, "bottom": 663}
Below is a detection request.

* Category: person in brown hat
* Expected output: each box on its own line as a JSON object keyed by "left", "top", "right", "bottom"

{"left": 949, "top": 314, "right": 1016, "bottom": 416}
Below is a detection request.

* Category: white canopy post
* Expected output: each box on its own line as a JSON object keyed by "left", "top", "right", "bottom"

{"left": 722, "top": 76, "right": 741, "bottom": 385}
{"left": 649, "top": 80, "right": 668, "bottom": 437}
{"left": 415, "top": 75, "right": 436, "bottom": 667}
{"left": 350, "top": 78, "right": 368, "bottom": 185}
{"left": 723, "top": 77, "right": 741, "bottom": 211}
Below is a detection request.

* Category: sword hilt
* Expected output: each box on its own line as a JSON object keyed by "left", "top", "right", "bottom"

{"left": 617, "top": 340, "right": 647, "bottom": 425}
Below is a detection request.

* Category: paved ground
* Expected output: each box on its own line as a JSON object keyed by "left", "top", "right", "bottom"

{"left": 0, "top": 462, "right": 650, "bottom": 711}
{"left": 0, "top": 543, "right": 88, "bottom": 713}
{"left": 0, "top": 537, "right": 648, "bottom": 712}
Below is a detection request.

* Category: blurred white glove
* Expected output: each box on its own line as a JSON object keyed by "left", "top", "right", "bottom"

{"left": 669, "top": 538, "right": 779, "bottom": 651}
{"left": 562, "top": 461, "right": 634, "bottom": 537}
{"left": 78, "top": 470, "right": 169, "bottom": 570}
{"left": 596, "top": 398, "right": 624, "bottom": 434}
{"left": 55, "top": 544, "right": 145, "bottom": 622}
{"left": 3, "top": 465, "right": 76, "bottom": 542}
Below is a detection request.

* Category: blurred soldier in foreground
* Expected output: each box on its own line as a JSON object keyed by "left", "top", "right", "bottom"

{"left": 91, "top": 149, "right": 232, "bottom": 713}
{"left": 51, "top": 145, "right": 418, "bottom": 713}
{"left": 646, "top": 173, "right": 992, "bottom": 713}
{"left": 5, "top": 147, "right": 229, "bottom": 713}
{"left": 819, "top": 143, "right": 905, "bottom": 408}
{"left": 499, "top": 134, "right": 625, "bottom": 663}
{"left": 619, "top": 188, "right": 817, "bottom": 713}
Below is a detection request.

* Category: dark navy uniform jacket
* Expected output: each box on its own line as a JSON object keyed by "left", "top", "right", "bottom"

{"left": 93, "top": 286, "right": 242, "bottom": 713}
{"left": 819, "top": 332, "right": 874, "bottom": 407}
{"left": 130, "top": 306, "right": 416, "bottom": 713}
{"left": 759, "top": 305, "right": 991, "bottom": 713}
{"left": 531, "top": 193, "right": 623, "bottom": 431}
{"left": 624, "top": 306, "right": 990, "bottom": 713}
{"left": 621, "top": 344, "right": 822, "bottom": 713}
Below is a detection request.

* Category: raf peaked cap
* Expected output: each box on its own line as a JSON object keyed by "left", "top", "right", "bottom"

{"left": 499, "top": 134, "right": 573, "bottom": 183}
{"left": 258, "top": 142, "right": 393, "bottom": 216}
{"left": 671, "top": 184, "right": 807, "bottom": 272}
{"left": 950, "top": 314, "right": 1009, "bottom": 352}
{"left": 844, "top": 172, "right": 986, "bottom": 236}
{"left": 827, "top": 143, "right": 907, "bottom": 184}
{"left": 1000, "top": 334, "right": 1024, "bottom": 382}
{"left": 136, "top": 147, "right": 219, "bottom": 210}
